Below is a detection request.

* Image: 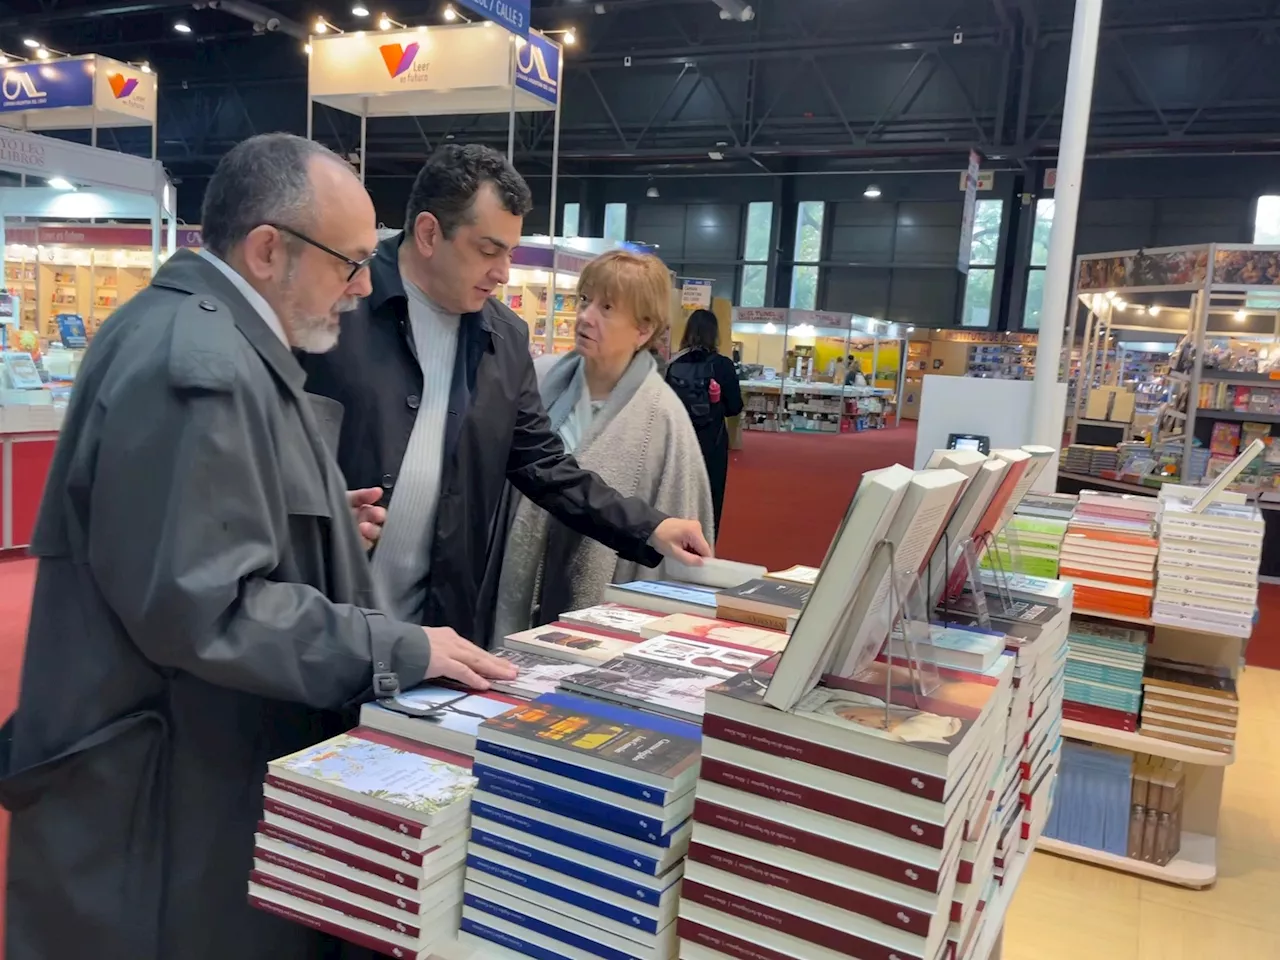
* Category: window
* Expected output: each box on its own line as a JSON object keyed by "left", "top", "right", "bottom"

{"left": 603, "top": 203, "right": 627, "bottom": 244}
{"left": 790, "top": 200, "right": 825, "bottom": 310}
{"left": 1022, "top": 198, "right": 1054, "bottom": 330}
{"left": 739, "top": 201, "right": 773, "bottom": 307}
{"left": 1249, "top": 197, "right": 1280, "bottom": 308}
{"left": 562, "top": 202, "right": 580, "bottom": 239}
{"left": 960, "top": 199, "right": 1004, "bottom": 327}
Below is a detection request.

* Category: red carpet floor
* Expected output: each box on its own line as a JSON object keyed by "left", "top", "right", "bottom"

{"left": 1, "top": 423, "right": 1278, "bottom": 949}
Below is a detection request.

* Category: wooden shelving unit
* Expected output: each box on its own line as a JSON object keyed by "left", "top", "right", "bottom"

{"left": 1041, "top": 607, "right": 1243, "bottom": 889}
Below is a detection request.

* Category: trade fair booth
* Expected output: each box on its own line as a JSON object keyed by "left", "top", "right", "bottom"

{"left": 0, "top": 54, "right": 173, "bottom": 553}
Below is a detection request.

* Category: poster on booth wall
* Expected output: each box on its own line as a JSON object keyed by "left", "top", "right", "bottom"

{"left": 56, "top": 314, "right": 87, "bottom": 349}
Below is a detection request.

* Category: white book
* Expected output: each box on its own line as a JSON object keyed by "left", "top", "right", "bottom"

{"left": 926, "top": 458, "right": 1011, "bottom": 606}
{"left": 763, "top": 464, "right": 914, "bottom": 710}
{"left": 624, "top": 634, "right": 772, "bottom": 678}
{"left": 664, "top": 557, "right": 767, "bottom": 590}
{"left": 991, "top": 448, "right": 1035, "bottom": 530}
{"left": 830, "top": 468, "right": 969, "bottom": 677}
{"left": 925, "top": 448, "right": 989, "bottom": 478}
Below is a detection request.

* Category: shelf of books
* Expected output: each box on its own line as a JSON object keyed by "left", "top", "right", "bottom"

{"left": 240, "top": 443, "right": 1112, "bottom": 960}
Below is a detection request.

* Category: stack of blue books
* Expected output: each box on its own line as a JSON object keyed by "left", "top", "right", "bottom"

{"left": 1062, "top": 618, "right": 1148, "bottom": 731}
{"left": 458, "top": 692, "right": 700, "bottom": 960}
{"left": 1041, "top": 741, "right": 1134, "bottom": 856}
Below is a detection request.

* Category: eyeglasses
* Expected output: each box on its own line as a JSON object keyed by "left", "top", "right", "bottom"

{"left": 267, "top": 222, "right": 374, "bottom": 282}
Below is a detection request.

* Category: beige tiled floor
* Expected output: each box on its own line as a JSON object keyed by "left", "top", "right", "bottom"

{"left": 1001, "top": 666, "right": 1280, "bottom": 960}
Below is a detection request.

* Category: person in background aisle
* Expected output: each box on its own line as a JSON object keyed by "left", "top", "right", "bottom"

{"left": 491, "top": 251, "right": 715, "bottom": 643}
{"left": 844, "top": 354, "right": 868, "bottom": 386}
{"left": 0, "top": 133, "right": 514, "bottom": 960}
{"left": 301, "top": 144, "right": 711, "bottom": 646}
{"left": 666, "top": 307, "right": 744, "bottom": 539}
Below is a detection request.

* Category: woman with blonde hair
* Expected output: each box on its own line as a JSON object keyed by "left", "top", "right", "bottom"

{"left": 490, "top": 249, "right": 715, "bottom": 643}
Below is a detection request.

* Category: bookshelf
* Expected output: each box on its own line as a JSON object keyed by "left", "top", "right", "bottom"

{"left": 1042, "top": 607, "right": 1241, "bottom": 889}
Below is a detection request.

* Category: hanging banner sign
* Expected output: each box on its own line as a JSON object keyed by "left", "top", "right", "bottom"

{"left": 0, "top": 57, "right": 155, "bottom": 129}
{"left": 515, "top": 30, "right": 560, "bottom": 107}
{"left": 454, "top": 0, "right": 531, "bottom": 36}
{"left": 957, "top": 148, "right": 982, "bottom": 275}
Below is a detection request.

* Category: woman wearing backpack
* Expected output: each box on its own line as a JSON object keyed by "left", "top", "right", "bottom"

{"left": 666, "top": 308, "right": 743, "bottom": 541}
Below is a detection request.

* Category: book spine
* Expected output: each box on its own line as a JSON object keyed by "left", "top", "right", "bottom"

{"left": 475, "top": 738, "right": 672, "bottom": 806}
{"left": 702, "top": 714, "right": 946, "bottom": 803}
{"left": 263, "top": 774, "right": 428, "bottom": 840}
{"left": 248, "top": 893, "right": 411, "bottom": 958}
{"left": 464, "top": 892, "right": 644, "bottom": 960}
{"left": 471, "top": 800, "right": 663, "bottom": 875}
{"left": 466, "top": 855, "right": 662, "bottom": 933}
{"left": 687, "top": 841, "right": 932, "bottom": 937}
{"left": 699, "top": 757, "right": 945, "bottom": 849}
{"left": 460, "top": 917, "right": 568, "bottom": 960}
{"left": 256, "top": 821, "right": 422, "bottom": 890}
{"left": 715, "top": 605, "right": 790, "bottom": 632}
{"left": 682, "top": 883, "right": 925, "bottom": 960}
{"left": 474, "top": 767, "right": 675, "bottom": 845}
{"left": 254, "top": 846, "right": 423, "bottom": 914}
{"left": 468, "top": 830, "right": 666, "bottom": 907}
{"left": 677, "top": 917, "right": 793, "bottom": 960}
{"left": 262, "top": 798, "right": 426, "bottom": 866}
{"left": 249, "top": 869, "right": 422, "bottom": 939}
{"left": 693, "top": 800, "right": 939, "bottom": 893}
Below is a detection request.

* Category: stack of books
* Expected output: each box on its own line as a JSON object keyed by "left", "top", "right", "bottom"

{"left": 562, "top": 603, "right": 791, "bottom": 653}
{"left": 459, "top": 692, "right": 700, "bottom": 959}
{"left": 1061, "top": 618, "right": 1149, "bottom": 733}
{"left": 1127, "top": 754, "right": 1186, "bottom": 865}
{"left": 1153, "top": 498, "right": 1264, "bottom": 638}
{"left": 683, "top": 664, "right": 1013, "bottom": 960}
{"left": 980, "top": 514, "right": 1069, "bottom": 579}
{"left": 1140, "top": 657, "right": 1239, "bottom": 756}
{"left": 1041, "top": 741, "right": 1135, "bottom": 858}
{"left": 248, "top": 729, "right": 476, "bottom": 958}
{"left": 1059, "top": 492, "right": 1159, "bottom": 619}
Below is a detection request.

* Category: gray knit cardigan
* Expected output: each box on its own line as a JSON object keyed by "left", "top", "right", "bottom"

{"left": 490, "top": 349, "right": 716, "bottom": 645}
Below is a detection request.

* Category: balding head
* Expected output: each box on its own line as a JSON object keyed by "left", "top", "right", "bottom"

{"left": 202, "top": 133, "right": 378, "bottom": 353}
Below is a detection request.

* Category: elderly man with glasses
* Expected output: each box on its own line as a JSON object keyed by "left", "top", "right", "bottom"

{"left": 0, "top": 132, "right": 515, "bottom": 960}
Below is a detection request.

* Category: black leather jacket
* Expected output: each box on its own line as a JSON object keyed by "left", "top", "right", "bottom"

{"left": 301, "top": 233, "right": 664, "bottom": 643}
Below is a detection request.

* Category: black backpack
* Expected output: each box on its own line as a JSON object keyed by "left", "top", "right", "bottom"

{"left": 666, "top": 353, "right": 719, "bottom": 431}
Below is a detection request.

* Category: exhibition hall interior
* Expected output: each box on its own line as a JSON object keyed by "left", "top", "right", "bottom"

{"left": 3, "top": 0, "right": 1280, "bottom": 957}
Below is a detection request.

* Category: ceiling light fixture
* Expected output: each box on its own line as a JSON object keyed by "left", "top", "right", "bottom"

{"left": 1148, "top": 305, "right": 1161, "bottom": 316}
{"left": 303, "top": 42, "right": 312, "bottom": 54}
{"left": 1236, "top": 309, "right": 1248, "bottom": 322}
{"left": 314, "top": 17, "right": 343, "bottom": 33}
{"left": 35, "top": 48, "right": 50, "bottom": 60}
{"left": 173, "top": 19, "right": 192, "bottom": 33}
{"left": 47, "top": 177, "right": 74, "bottom": 190}
{"left": 22, "top": 38, "right": 39, "bottom": 49}
{"left": 864, "top": 184, "right": 882, "bottom": 199}
{"left": 378, "top": 14, "right": 405, "bottom": 29}
{"left": 646, "top": 185, "right": 660, "bottom": 198}
{"left": 140, "top": 61, "right": 152, "bottom": 73}
{"left": 351, "top": 3, "right": 370, "bottom": 14}
{"left": 564, "top": 29, "right": 576, "bottom": 44}
{"left": 443, "top": 4, "right": 471, "bottom": 22}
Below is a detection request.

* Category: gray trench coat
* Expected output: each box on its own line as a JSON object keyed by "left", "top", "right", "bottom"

{"left": 0, "top": 251, "right": 433, "bottom": 959}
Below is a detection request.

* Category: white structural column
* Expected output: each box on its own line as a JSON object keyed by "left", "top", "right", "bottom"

{"left": 1029, "top": 0, "right": 1105, "bottom": 463}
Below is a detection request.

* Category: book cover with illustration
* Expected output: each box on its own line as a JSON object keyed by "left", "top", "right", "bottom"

{"left": 640, "top": 614, "right": 789, "bottom": 652}
{"left": 609, "top": 580, "right": 719, "bottom": 608}
{"left": 626, "top": 635, "right": 772, "bottom": 679}
{"left": 559, "top": 603, "right": 662, "bottom": 635}
{"left": 491, "top": 649, "right": 594, "bottom": 699}
{"left": 561, "top": 656, "right": 724, "bottom": 720}
{"left": 717, "top": 579, "right": 811, "bottom": 612}
{"left": 503, "top": 624, "right": 636, "bottom": 665}
{"left": 479, "top": 692, "right": 701, "bottom": 783}
{"left": 269, "top": 732, "right": 477, "bottom": 818}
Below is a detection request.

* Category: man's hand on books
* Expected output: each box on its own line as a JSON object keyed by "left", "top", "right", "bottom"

{"left": 649, "top": 518, "right": 714, "bottom": 566}
{"left": 424, "top": 627, "right": 519, "bottom": 690}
